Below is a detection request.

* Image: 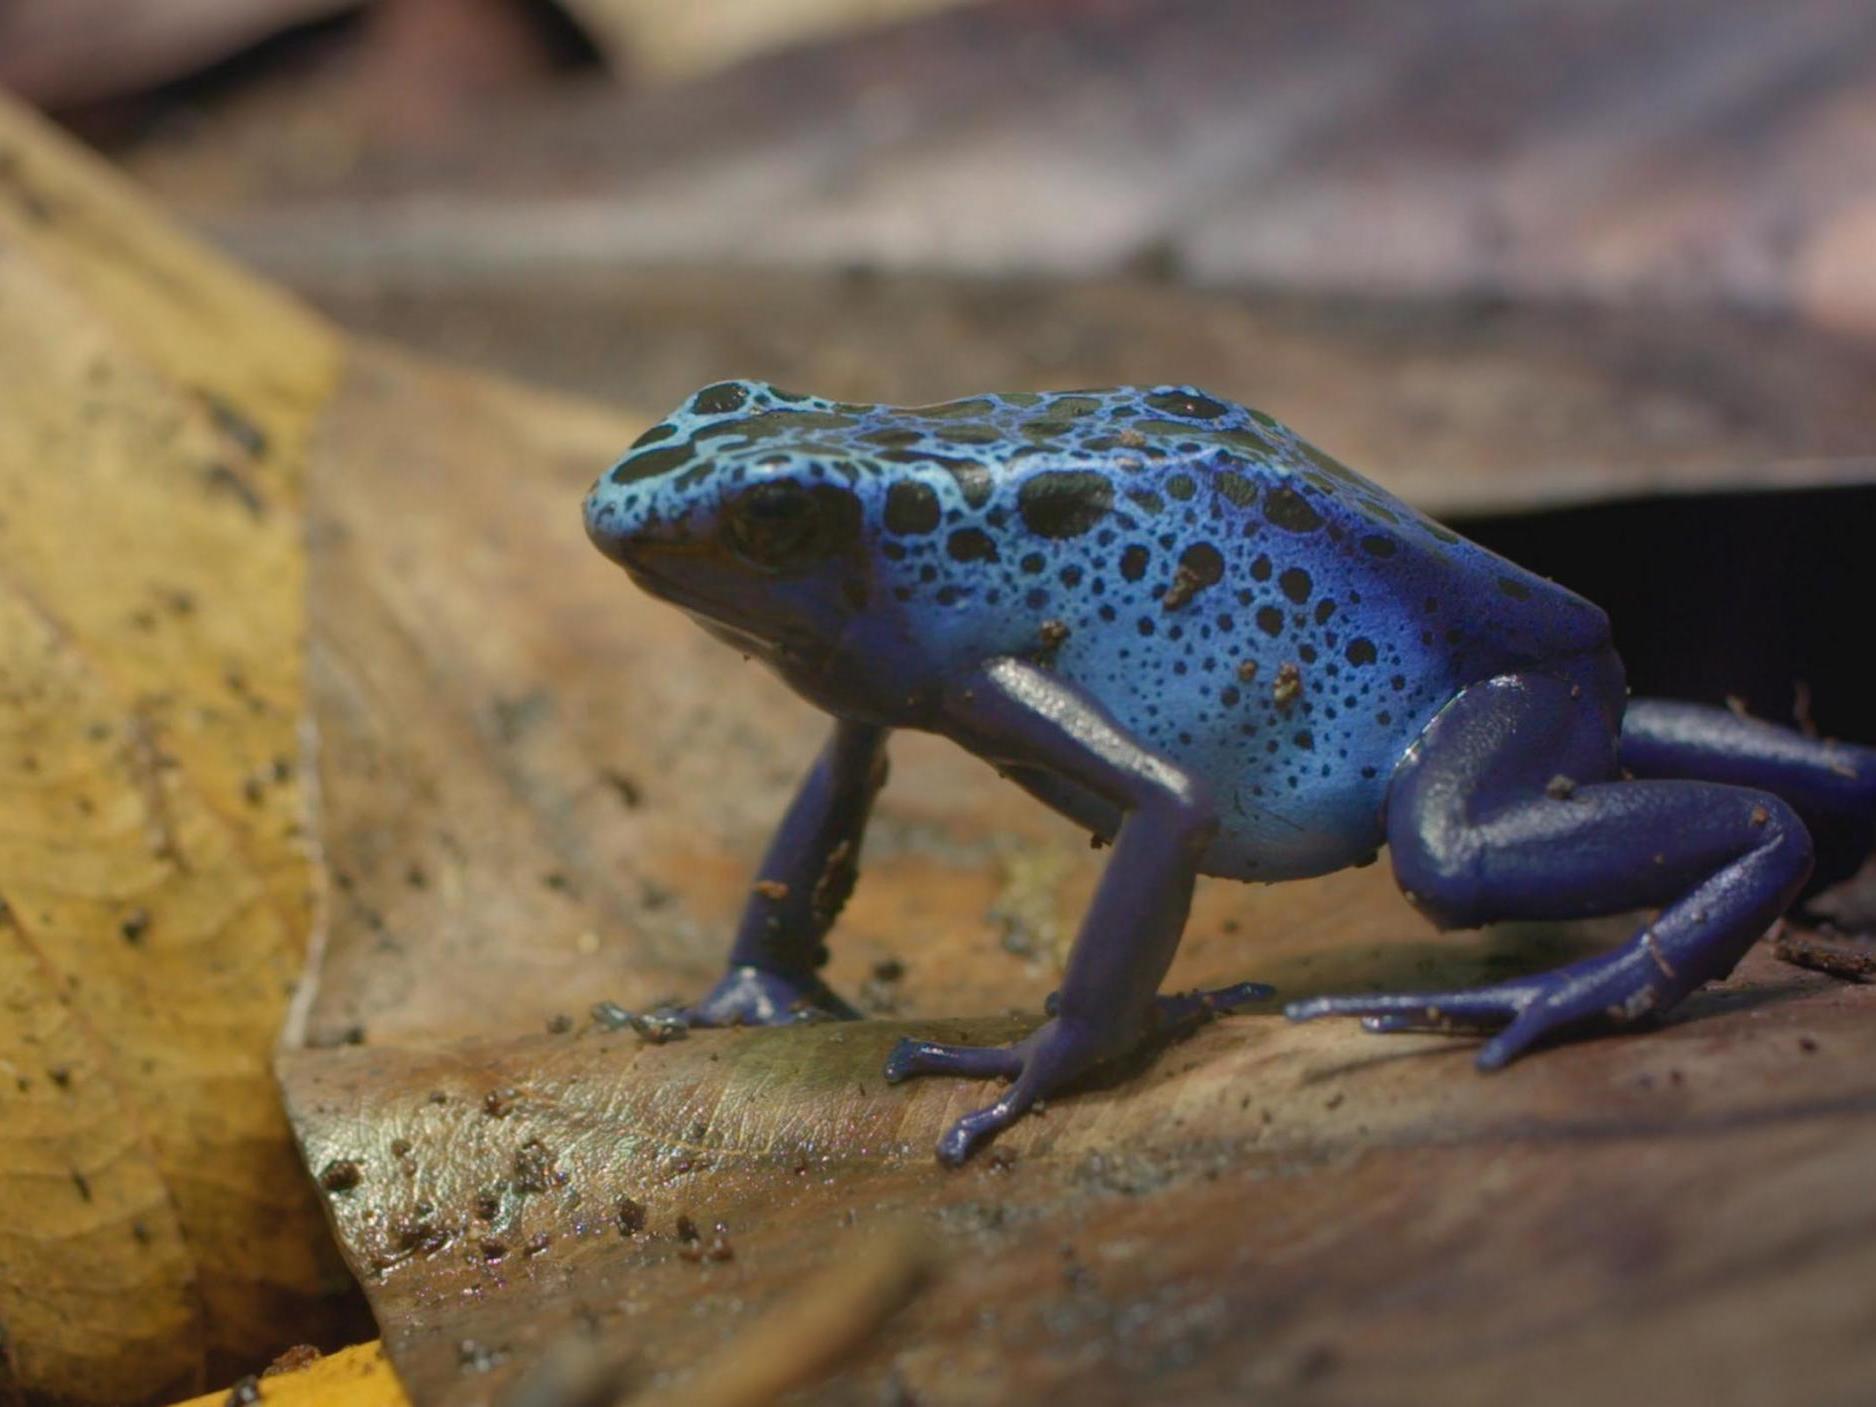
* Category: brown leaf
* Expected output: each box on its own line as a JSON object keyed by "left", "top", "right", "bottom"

{"left": 284, "top": 946, "right": 1876, "bottom": 1406}
{"left": 0, "top": 94, "right": 362, "bottom": 1400}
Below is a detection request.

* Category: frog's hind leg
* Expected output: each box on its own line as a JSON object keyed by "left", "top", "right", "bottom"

{"left": 1620, "top": 699, "right": 1876, "bottom": 898}
{"left": 1286, "top": 673, "right": 1815, "bottom": 1067}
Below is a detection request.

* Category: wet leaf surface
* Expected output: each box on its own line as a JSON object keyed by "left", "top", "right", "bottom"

{"left": 284, "top": 947, "right": 1876, "bottom": 1406}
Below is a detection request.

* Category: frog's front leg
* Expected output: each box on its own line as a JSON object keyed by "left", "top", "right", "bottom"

{"left": 1287, "top": 672, "right": 1817, "bottom": 1064}
{"left": 686, "top": 718, "right": 887, "bottom": 1027}
{"left": 884, "top": 657, "right": 1268, "bottom": 1165}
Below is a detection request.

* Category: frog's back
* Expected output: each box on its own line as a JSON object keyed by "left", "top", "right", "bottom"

{"left": 598, "top": 382, "right": 1612, "bottom": 880}
{"left": 843, "top": 385, "right": 1612, "bottom": 878}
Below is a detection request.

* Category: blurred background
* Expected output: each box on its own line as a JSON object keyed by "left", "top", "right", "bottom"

{"left": 5, "top": 0, "right": 1875, "bottom": 720}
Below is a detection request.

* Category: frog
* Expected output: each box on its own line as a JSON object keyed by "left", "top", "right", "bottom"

{"left": 583, "top": 379, "right": 1876, "bottom": 1165}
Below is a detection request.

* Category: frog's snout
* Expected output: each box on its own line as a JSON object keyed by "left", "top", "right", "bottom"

{"left": 582, "top": 481, "right": 636, "bottom": 565}
{"left": 583, "top": 477, "right": 699, "bottom": 571}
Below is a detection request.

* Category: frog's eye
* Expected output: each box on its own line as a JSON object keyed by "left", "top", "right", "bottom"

{"left": 723, "top": 481, "right": 859, "bottom": 571}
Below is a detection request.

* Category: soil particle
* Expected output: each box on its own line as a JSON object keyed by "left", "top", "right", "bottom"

{"left": 1776, "top": 926, "right": 1876, "bottom": 981}
{"left": 263, "top": 1345, "right": 322, "bottom": 1377}
{"left": 483, "top": 1088, "right": 519, "bottom": 1118}
{"left": 513, "top": 1138, "right": 564, "bottom": 1194}
{"left": 1273, "top": 661, "right": 1303, "bottom": 711}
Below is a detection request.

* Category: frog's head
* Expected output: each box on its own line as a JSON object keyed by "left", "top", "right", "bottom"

{"left": 583, "top": 381, "right": 874, "bottom": 666}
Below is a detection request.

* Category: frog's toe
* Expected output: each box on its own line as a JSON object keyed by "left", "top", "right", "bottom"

{"left": 883, "top": 1038, "right": 1023, "bottom": 1084}
{"left": 1286, "top": 960, "right": 1652, "bottom": 1067}
{"left": 884, "top": 1036, "right": 1035, "bottom": 1166}
{"left": 1286, "top": 982, "right": 1560, "bottom": 1061}
{"left": 1285, "top": 986, "right": 1528, "bottom": 1033}
{"left": 935, "top": 1096, "right": 1032, "bottom": 1166}
{"left": 887, "top": 1018, "right": 1107, "bottom": 1163}
{"left": 685, "top": 963, "right": 861, "bottom": 1028}
{"left": 1152, "top": 979, "right": 1276, "bottom": 1031}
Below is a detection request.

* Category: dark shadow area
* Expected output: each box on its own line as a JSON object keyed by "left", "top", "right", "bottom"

{"left": 1458, "top": 485, "right": 1876, "bottom": 741}
{"left": 56, "top": 1, "right": 602, "bottom": 144}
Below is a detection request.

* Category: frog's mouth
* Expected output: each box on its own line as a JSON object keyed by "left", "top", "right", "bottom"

{"left": 613, "top": 530, "right": 848, "bottom": 677}
{"left": 624, "top": 561, "right": 831, "bottom": 669}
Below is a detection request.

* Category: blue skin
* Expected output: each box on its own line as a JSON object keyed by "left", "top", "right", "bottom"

{"left": 585, "top": 380, "right": 1876, "bottom": 1165}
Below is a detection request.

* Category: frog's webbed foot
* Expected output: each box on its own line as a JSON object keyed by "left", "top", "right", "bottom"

{"left": 1286, "top": 949, "right": 1658, "bottom": 1069}
{"left": 887, "top": 981, "right": 1269, "bottom": 1165}
{"left": 684, "top": 964, "right": 861, "bottom": 1028}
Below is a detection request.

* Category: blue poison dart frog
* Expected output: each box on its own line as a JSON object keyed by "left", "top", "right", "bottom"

{"left": 584, "top": 381, "right": 1876, "bottom": 1165}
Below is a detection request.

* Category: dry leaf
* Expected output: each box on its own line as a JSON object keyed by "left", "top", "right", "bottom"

{"left": 169, "top": 1342, "right": 403, "bottom": 1407}
{"left": 284, "top": 945, "right": 1876, "bottom": 1406}
{"left": 0, "top": 94, "right": 361, "bottom": 1401}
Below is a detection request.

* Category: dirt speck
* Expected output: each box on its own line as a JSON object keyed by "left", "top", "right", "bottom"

{"left": 483, "top": 1087, "right": 518, "bottom": 1118}
{"left": 602, "top": 768, "right": 643, "bottom": 808}
{"left": 1273, "top": 661, "right": 1303, "bottom": 711}
{"left": 263, "top": 1345, "right": 322, "bottom": 1377}
{"left": 513, "top": 1138, "right": 564, "bottom": 1193}
{"left": 1776, "top": 925, "right": 1876, "bottom": 981}
{"left": 616, "top": 1196, "right": 646, "bottom": 1236}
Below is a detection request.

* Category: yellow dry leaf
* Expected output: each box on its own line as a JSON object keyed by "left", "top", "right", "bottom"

{"left": 168, "top": 1343, "right": 405, "bottom": 1407}
{"left": 0, "top": 93, "right": 337, "bottom": 920}
{"left": 0, "top": 897, "right": 200, "bottom": 1405}
{"left": 0, "top": 92, "right": 357, "bottom": 1400}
